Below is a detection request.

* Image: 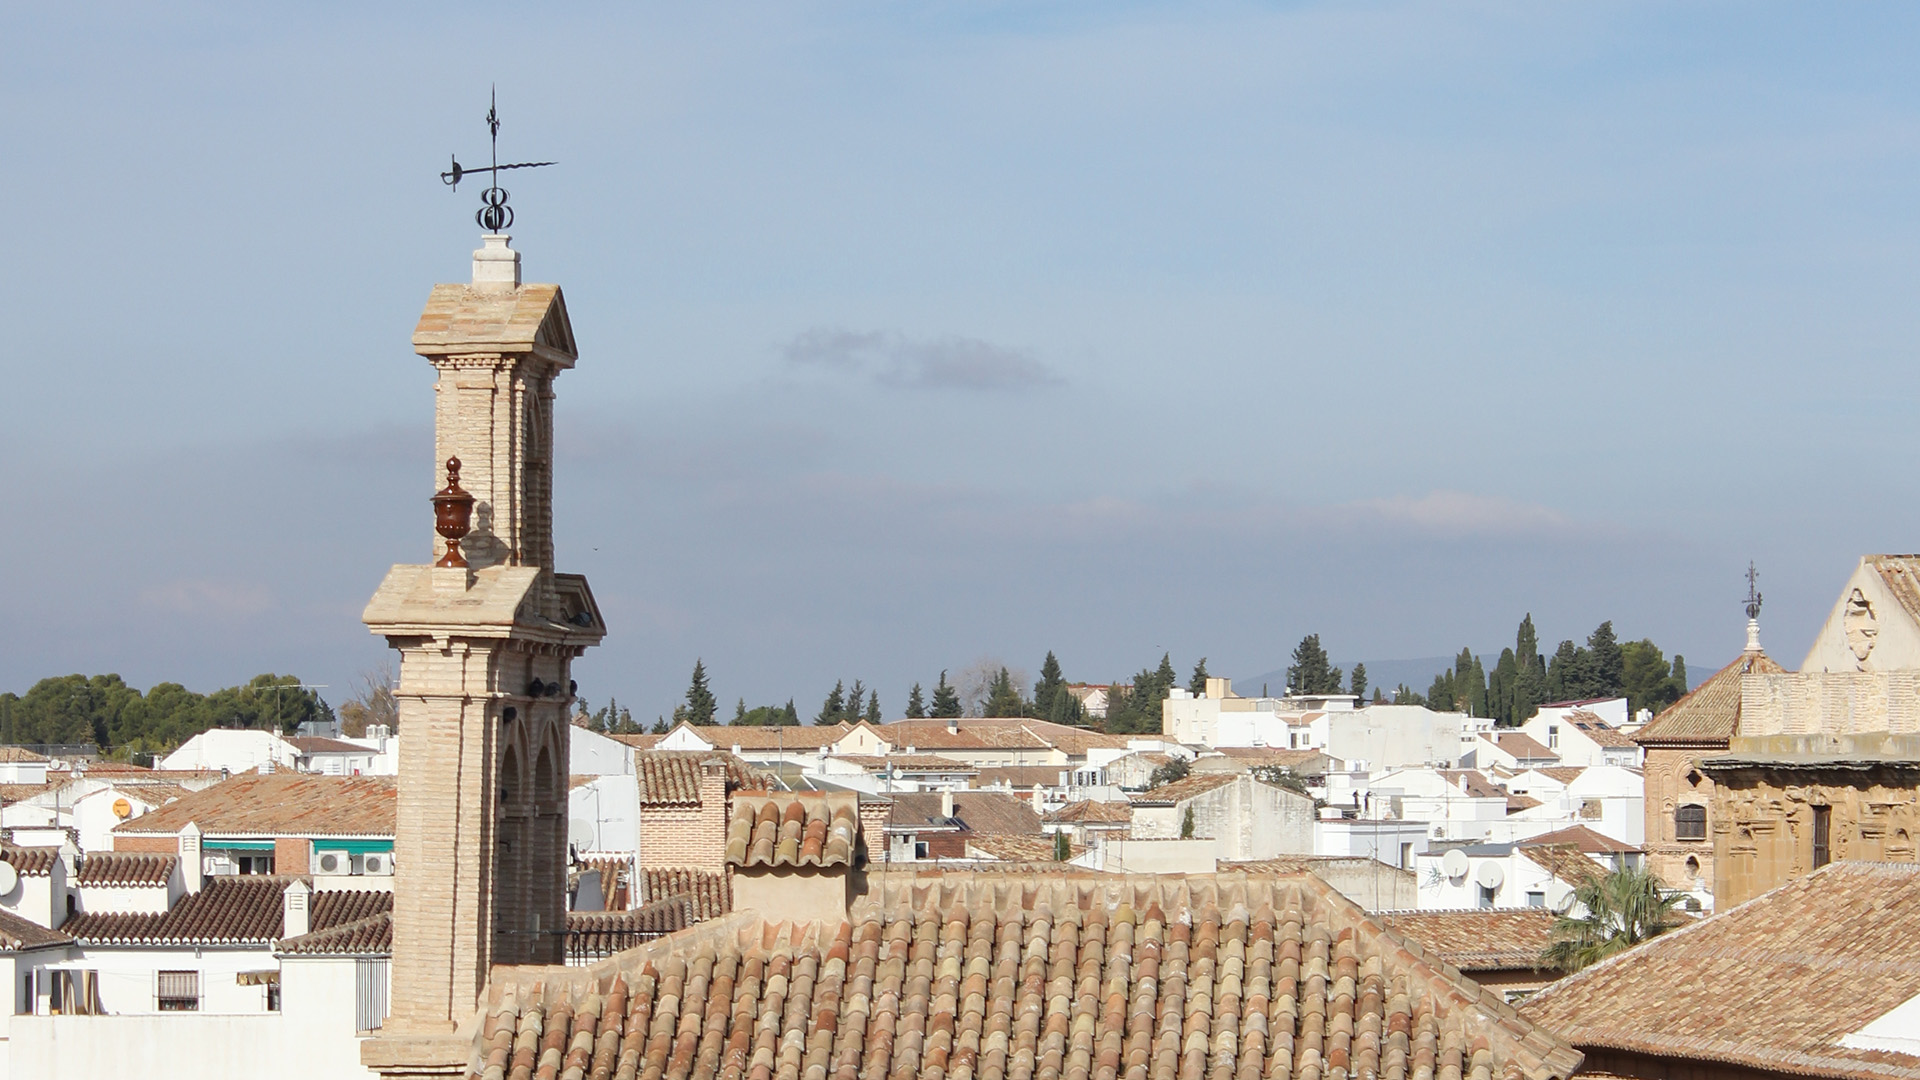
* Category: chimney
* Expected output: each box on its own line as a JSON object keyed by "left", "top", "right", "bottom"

{"left": 179, "top": 822, "right": 203, "bottom": 895}
{"left": 946, "top": 716, "right": 959, "bottom": 736}
{"left": 282, "top": 879, "right": 311, "bottom": 940}
{"left": 940, "top": 789, "right": 954, "bottom": 820}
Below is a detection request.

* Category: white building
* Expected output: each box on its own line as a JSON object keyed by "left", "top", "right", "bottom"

{"left": 1519, "top": 706, "right": 1642, "bottom": 768}
{"left": 1415, "top": 826, "right": 1642, "bottom": 913}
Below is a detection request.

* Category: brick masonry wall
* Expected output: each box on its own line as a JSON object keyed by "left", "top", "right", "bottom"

{"left": 113, "top": 835, "right": 177, "bottom": 854}
{"left": 275, "top": 837, "right": 310, "bottom": 877}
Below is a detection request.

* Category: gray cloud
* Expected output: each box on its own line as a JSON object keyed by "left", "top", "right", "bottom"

{"left": 785, "top": 328, "right": 1061, "bottom": 391}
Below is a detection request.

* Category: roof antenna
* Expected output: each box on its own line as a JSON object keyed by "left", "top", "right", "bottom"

{"left": 440, "top": 86, "right": 556, "bottom": 232}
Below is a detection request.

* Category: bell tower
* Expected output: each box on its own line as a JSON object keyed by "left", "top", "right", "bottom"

{"left": 362, "top": 232, "right": 603, "bottom": 1073}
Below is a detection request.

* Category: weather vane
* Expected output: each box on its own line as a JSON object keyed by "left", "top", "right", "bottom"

{"left": 440, "top": 87, "right": 555, "bottom": 232}
{"left": 1746, "top": 561, "right": 1763, "bottom": 621}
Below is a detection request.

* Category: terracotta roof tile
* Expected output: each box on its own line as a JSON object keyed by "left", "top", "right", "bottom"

{"left": 1516, "top": 845, "right": 1604, "bottom": 888}
{"left": 636, "top": 867, "right": 730, "bottom": 920}
{"left": 1438, "top": 770, "right": 1508, "bottom": 800}
{"left": 1520, "top": 825, "right": 1640, "bottom": 855}
{"left": 111, "top": 773, "right": 395, "bottom": 838}
{"left": 690, "top": 723, "right": 854, "bottom": 750}
{"left": 1043, "top": 799, "right": 1133, "bottom": 825}
{"left": 885, "top": 791, "right": 1043, "bottom": 835}
{"left": 1, "top": 846, "right": 58, "bottom": 878}
{"left": 874, "top": 717, "right": 1132, "bottom": 754}
{"left": 277, "top": 912, "right": 393, "bottom": 956}
{"left": 468, "top": 872, "right": 1583, "bottom": 1080}
{"left": 1563, "top": 711, "right": 1637, "bottom": 748}
{"left": 77, "top": 851, "right": 175, "bottom": 886}
{"left": 63, "top": 877, "right": 391, "bottom": 945}
{"left": 565, "top": 899, "right": 700, "bottom": 959}
{"left": 1201, "top": 746, "right": 1329, "bottom": 771}
{"left": 828, "top": 753, "right": 977, "bottom": 773}
{"left": 1529, "top": 767, "right": 1585, "bottom": 784}
{"left": 725, "top": 792, "right": 860, "bottom": 868}
{"left": 1522, "top": 862, "right": 1920, "bottom": 1080}
{"left": 1128, "top": 771, "right": 1243, "bottom": 806}
{"left": 962, "top": 834, "right": 1084, "bottom": 861}
{"left": 1487, "top": 732, "right": 1556, "bottom": 760}
{"left": 634, "top": 751, "right": 775, "bottom": 807}
{"left": 1633, "top": 649, "right": 1785, "bottom": 746}
{"left": 972, "top": 765, "right": 1069, "bottom": 789}
{"left": 0, "top": 907, "right": 70, "bottom": 951}
{"left": 0, "top": 747, "right": 48, "bottom": 763}
{"left": 0, "top": 783, "right": 56, "bottom": 803}
{"left": 1380, "top": 909, "right": 1561, "bottom": 972}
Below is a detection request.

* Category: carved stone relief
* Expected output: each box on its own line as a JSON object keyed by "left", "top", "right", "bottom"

{"left": 1845, "top": 588, "right": 1879, "bottom": 669}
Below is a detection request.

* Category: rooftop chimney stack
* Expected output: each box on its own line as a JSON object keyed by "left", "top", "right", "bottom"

{"left": 179, "top": 822, "right": 203, "bottom": 895}
{"left": 282, "top": 879, "right": 312, "bottom": 940}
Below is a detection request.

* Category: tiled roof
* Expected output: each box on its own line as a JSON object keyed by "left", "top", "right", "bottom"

{"left": 634, "top": 752, "right": 774, "bottom": 807}
{"left": 277, "top": 912, "right": 393, "bottom": 956}
{"left": 1380, "top": 910, "right": 1560, "bottom": 972}
{"left": 828, "top": 754, "right": 977, "bottom": 773}
{"left": 1529, "top": 767, "right": 1585, "bottom": 784}
{"left": 0, "top": 747, "right": 48, "bottom": 763}
{"left": 608, "top": 733, "right": 664, "bottom": 750}
{"left": 963, "top": 834, "right": 1084, "bottom": 862}
{"left": 693, "top": 724, "right": 854, "bottom": 751}
{"left": 285, "top": 735, "right": 368, "bottom": 755}
{"left": 637, "top": 867, "right": 730, "bottom": 920}
{"left": 2, "top": 846, "right": 58, "bottom": 878}
{"left": 1516, "top": 845, "right": 1603, "bottom": 889}
{"left": 64, "top": 877, "right": 391, "bottom": 945}
{"left": 1438, "top": 770, "right": 1508, "bottom": 801}
{"left": 886, "top": 791, "right": 1042, "bottom": 835}
{"left": 1865, "top": 555, "right": 1920, "bottom": 625}
{"left": 0, "top": 908, "right": 71, "bottom": 951}
{"left": 1633, "top": 649, "right": 1785, "bottom": 746}
{"left": 1129, "top": 771, "right": 1243, "bottom": 806}
{"left": 874, "top": 717, "right": 1133, "bottom": 754}
{"left": 1487, "top": 732, "right": 1556, "bottom": 760}
{"left": 112, "top": 773, "right": 396, "bottom": 838}
{"left": 77, "top": 851, "right": 176, "bottom": 886}
{"left": 567, "top": 899, "right": 698, "bottom": 957}
{"left": 470, "top": 873, "right": 1583, "bottom": 1080}
{"left": 1201, "top": 747, "right": 1328, "bottom": 771}
{"left": 725, "top": 792, "right": 860, "bottom": 869}
{"left": 0, "top": 783, "right": 55, "bottom": 803}
{"left": 1563, "top": 712, "right": 1636, "bottom": 748}
{"left": 1044, "top": 799, "right": 1134, "bottom": 825}
{"left": 105, "top": 782, "right": 197, "bottom": 807}
{"left": 1506, "top": 795, "right": 1542, "bottom": 813}
{"left": 1522, "top": 862, "right": 1920, "bottom": 1080}
{"left": 1520, "top": 825, "right": 1640, "bottom": 855}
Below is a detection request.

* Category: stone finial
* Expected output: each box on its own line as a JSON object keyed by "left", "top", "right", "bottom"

{"left": 432, "top": 457, "right": 476, "bottom": 568}
{"left": 473, "top": 233, "right": 521, "bottom": 289}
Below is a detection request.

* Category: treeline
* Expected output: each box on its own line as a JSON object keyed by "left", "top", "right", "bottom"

{"left": 617, "top": 651, "right": 1212, "bottom": 736}
{"left": 0, "top": 673, "right": 335, "bottom": 758}
{"left": 1292, "top": 615, "right": 1689, "bottom": 726}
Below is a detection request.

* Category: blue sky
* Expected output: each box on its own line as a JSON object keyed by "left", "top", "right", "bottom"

{"left": 3, "top": 3, "right": 1917, "bottom": 719}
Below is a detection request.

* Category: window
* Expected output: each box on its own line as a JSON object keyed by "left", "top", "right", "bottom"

{"left": 1399, "top": 842, "right": 1414, "bottom": 869}
{"left": 1526, "top": 891, "right": 1545, "bottom": 908}
{"left": 1675, "top": 804, "right": 1707, "bottom": 841}
{"left": 354, "top": 960, "right": 389, "bottom": 1032}
{"left": 157, "top": 970, "right": 200, "bottom": 1011}
{"left": 266, "top": 982, "right": 281, "bottom": 1012}
{"left": 1547, "top": 725, "right": 1559, "bottom": 749}
{"left": 1813, "top": 805, "right": 1832, "bottom": 869}
{"left": 1477, "top": 884, "right": 1495, "bottom": 909}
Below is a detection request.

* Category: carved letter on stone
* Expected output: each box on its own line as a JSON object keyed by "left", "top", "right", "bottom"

{"left": 1846, "top": 588, "right": 1879, "bottom": 668}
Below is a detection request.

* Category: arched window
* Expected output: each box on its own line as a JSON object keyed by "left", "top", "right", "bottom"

{"left": 1675, "top": 803, "right": 1707, "bottom": 841}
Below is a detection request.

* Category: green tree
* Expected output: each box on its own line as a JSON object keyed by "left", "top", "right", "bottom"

{"left": 1188, "top": 657, "right": 1210, "bottom": 696}
{"left": 1180, "top": 806, "right": 1196, "bottom": 839}
{"left": 1541, "top": 866, "right": 1683, "bottom": 972}
{"left": 674, "top": 660, "right": 717, "bottom": 726}
{"left": 732, "top": 698, "right": 747, "bottom": 725}
{"left": 1621, "top": 639, "right": 1684, "bottom": 719}
{"left": 1053, "top": 830, "right": 1071, "bottom": 861}
{"left": 1672, "top": 655, "right": 1687, "bottom": 694}
{"left": 1034, "top": 652, "right": 1068, "bottom": 718}
{"left": 905, "top": 683, "right": 926, "bottom": 719}
{"left": 816, "top": 680, "right": 847, "bottom": 725}
{"left": 929, "top": 672, "right": 962, "bottom": 719}
{"left": 1349, "top": 663, "right": 1367, "bottom": 702}
{"left": 1587, "top": 621, "right": 1624, "bottom": 698}
{"left": 1286, "top": 634, "right": 1343, "bottom": 695}
{"left": 1392, "top": 683, "right": 1427, "bottom": 706}
{"left": 864, "top": 690, "right": 882, "bottom": 725}
{"left": 1148, "top": 756, "right": 1191, "bottom": 787}
{"left": 1107, "top": 654, "right": 1179, "bottom": 734}
{"left": 983, "top": 668, "right": 1026, "bottom": 718}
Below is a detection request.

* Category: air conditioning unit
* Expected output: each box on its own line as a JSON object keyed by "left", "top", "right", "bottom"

{"left": 314, "top": 850, "right": 352, "bottom": 875}
{"left": 204, "top": 855, "right": 238, "bottom": 876}
{"left": 361, "top": 853, "right": 394, "bottom": 876}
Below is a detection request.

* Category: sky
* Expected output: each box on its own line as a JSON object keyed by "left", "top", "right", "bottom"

{"left": 3, "top": 2, "right": 1919, "bottom": 721}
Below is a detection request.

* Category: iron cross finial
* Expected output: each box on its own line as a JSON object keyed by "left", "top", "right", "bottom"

{"left": 1746, "top": 561, "right": 1763, "bottom": 621}
{"left": 440, "top": 86, "right": 556, "bottom": 232}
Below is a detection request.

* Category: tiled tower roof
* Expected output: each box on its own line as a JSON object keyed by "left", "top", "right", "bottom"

{"left": 468, "top": 872, "right": 1582, "bottom": 1080}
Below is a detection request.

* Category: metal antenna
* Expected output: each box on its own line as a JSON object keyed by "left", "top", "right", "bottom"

{"left": 440, "top": 86, "right": 556, "bottom": 231}
{"left": 1745, "top": 561, "right": 1763, "bottom": 621}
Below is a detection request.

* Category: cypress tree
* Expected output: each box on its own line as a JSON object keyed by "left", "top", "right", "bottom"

{"left": 1188, "top": 657, "right": 1210, "bottom": 696}
{"left": 930, "top": 671, "right": 962, "bottom": 719}
{"left": 1588, "top": 621, "right": 1624, "bottom": 698}
{"left": 1469, "top": 656, "right": 1488, "bottom": 717}
{"left": 782, "top": 699, "right": 800, "bottom": 726}
{"left": 905, "top": 683, "right": 926, "bottom": 719}
{"left": 1349, "top": 663, "right": 1368, "bottom": 702}
{"left": 864, "top": 690, "right": 881, "bottom": 725}
{"left": 684, "top": 660, "right": 717, "bottom": 725}
{"left": 816, "top": 680, "right": 846, "bottom": 725}
{"left": 984, "top": 668, "right": 1025, "bottom": 718}
{"left": 1034, "top": 652, "right": 1067, "bottom": 718}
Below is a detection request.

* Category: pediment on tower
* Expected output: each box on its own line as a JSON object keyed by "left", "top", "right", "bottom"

{"left": 413, "top": 282, "right": 579, "bottom": 367}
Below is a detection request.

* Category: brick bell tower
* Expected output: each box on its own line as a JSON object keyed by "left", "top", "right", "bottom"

{"left": 362, "top": 232, "right": 603, "bottom": 1073}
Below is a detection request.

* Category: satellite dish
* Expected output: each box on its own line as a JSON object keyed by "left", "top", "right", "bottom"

{"left": 567, "top": 818, "right": 597, "bottom": 851}
{"left": 0, "top": 861, "right": 18, "bottom": 897}
{"left": 1441, "top": 849, "right": 1470, "bottom": 879}
{"left": 1546, "top": 881, "right": 1575, "bottom": 913}
{"left": 1475, "top": 861, "right": 1505, "bottom": 890}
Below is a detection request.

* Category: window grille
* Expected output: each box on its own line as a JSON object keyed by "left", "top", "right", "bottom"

{"left": 157, "top": 970, "right": 200, "bottom": 1011}
{"left": 355, "top": 959, "right": 390, "bottom": 1032}
{"left": 1675, "top": 804, "right": 1707, "bottom": 841}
